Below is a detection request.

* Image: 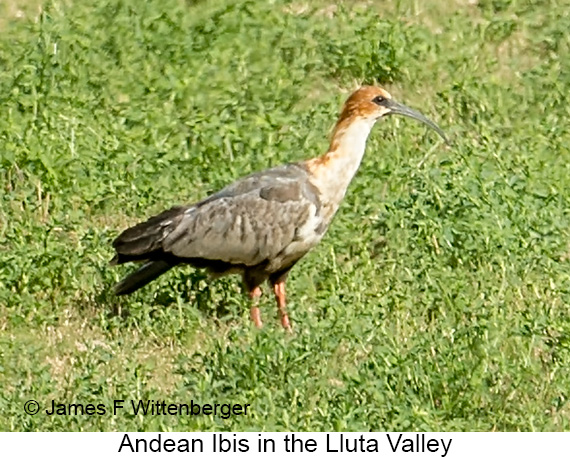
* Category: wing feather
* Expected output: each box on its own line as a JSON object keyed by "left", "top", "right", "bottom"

{"left": 163, "top": 177, "right": 317, "bottom": 266}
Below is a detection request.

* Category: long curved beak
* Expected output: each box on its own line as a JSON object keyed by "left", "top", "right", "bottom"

{"left": 387, "top": 100, "right": 449, "bottom": 145}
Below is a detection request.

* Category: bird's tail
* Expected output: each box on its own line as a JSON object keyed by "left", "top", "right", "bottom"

{"left": 114, "top": 260, "right": 175, "bottom": 295}
{"left": 111, "top": 206, "right": 186, "bottom": 264}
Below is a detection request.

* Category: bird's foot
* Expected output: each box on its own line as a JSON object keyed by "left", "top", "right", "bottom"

{"left": 280, "top": 311, "right": 292, "bottom": 333}
{"left": 250, "top": 306, "right": 263, "bottom": 328}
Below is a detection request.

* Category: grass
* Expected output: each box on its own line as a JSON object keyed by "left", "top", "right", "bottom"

{"left": 1, "top": 0, "right": 570, "bottom": 431}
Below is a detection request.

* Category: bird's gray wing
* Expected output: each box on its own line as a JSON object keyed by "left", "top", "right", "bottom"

{"left": 197, "top": 163, "right": 320, "bottom": 207}
{"left": 163, "top": 173, "right": 321, "bottom": 267}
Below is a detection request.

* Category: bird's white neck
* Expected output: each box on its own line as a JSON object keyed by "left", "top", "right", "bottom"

{"left": 305, "top": 115, "right": 376, "bottom": 211}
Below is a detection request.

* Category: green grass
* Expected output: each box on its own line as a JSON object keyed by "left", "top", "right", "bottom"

{"left": 1, "top": 0, "right": 570, "bottom": 431}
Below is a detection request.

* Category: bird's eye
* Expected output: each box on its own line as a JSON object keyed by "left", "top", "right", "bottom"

{"left": 372, "top": 95, "right": 386, "bottom": 105}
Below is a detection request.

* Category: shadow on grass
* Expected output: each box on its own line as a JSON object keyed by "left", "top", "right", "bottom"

{"left": 92, "top": 267, "right": 241, "bottom": 322}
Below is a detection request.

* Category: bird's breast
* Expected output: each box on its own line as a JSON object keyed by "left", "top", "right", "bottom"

{"left": 268, "top": 203, "right": 327, "bottom": 272}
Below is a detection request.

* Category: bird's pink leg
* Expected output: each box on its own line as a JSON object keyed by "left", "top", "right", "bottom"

{"left": 249, "top": 286, "right": 263, "bottom": 328}
{"left": 273, "top": 280, "right": 292, "bottom": 332}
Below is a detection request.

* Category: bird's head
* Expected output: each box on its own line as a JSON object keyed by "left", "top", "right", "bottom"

{"left": 339, "top": 86, "right": 448, "bottom": 143}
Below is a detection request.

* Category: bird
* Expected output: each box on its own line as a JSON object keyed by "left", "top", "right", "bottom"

{"left": 110, "top": 86, "right": 447, "bottom": 331}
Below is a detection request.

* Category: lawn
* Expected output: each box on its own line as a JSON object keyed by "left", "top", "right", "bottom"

{"left": 1, "top": 0, "right": 569, "bottom": 431}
